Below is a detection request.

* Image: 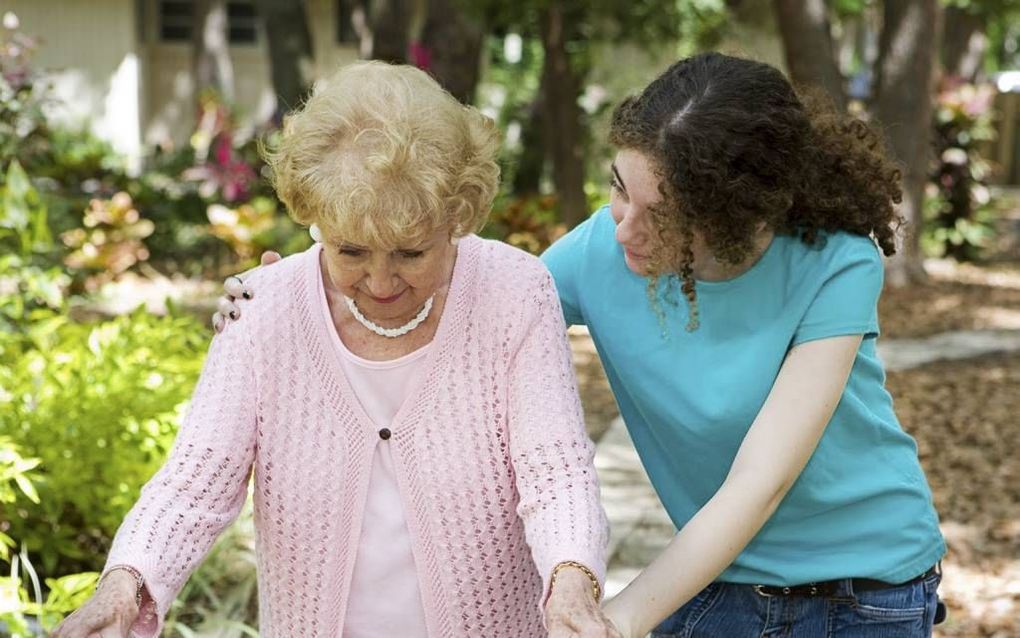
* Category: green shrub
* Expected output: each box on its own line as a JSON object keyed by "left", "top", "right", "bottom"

{"left": 1, "top": 437, "right": 99, "bottom": 637}
{"left": 0, "top": 307, "right": 208, "bottom": 576}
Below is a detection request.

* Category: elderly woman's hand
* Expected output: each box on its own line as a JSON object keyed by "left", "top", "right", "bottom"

{"left": 50, "top": 569, "right": 139, "bottom": 638}
{"left": 212, "top": 250, "right": 281, "bottom": 333}
{"left": 545, "top": 566, "right": 622, "bottom": 638}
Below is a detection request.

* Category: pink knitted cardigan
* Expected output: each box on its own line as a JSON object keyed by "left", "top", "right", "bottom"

{"left": 104, "top": 236, "right": 609, "bottom": 637}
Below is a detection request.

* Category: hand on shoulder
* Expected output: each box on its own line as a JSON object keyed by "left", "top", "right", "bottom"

{"left": 213, "top": 250, "right": 282, "bottom": 332}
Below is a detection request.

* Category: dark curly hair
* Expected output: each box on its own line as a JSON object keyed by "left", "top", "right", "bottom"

{"left": 608, "top": 52, "right": 903, "bottom": 331}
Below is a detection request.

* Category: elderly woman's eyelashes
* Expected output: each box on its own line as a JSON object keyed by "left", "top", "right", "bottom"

{"left": 338, "top": 247, "right": 426, "bottom": 260}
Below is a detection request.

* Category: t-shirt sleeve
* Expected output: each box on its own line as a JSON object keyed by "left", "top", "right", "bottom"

{"left": 792, "top": 238, "right": 884, "bottom": 346}
{"left": 541, "top": 217, "right": 593, "bottom": 327}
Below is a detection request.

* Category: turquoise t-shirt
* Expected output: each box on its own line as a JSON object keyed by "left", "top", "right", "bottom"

{"left": 541, "top": 206, "right": 945, "bottom": 586}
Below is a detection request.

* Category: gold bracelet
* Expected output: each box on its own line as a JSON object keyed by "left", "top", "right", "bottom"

{"left": 550, "top": 560, "right": 602, "bottom": 601}
{"left": 98, "top": 565, "right": 145, "bottom": 607}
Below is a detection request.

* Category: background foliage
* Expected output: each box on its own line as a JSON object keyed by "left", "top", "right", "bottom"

{"left": 2, "top": 0, "right": 1019, "bottom": 634}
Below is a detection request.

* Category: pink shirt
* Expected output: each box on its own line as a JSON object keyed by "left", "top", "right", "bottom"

{"left": 327, "top": 290, "right": 431, "bottom": 637}
{"left": 104, "top": 237, "right": 608, "bottom": 638}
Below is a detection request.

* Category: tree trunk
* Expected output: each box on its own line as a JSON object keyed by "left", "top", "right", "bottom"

{"left": 252, "top": 0, "right": 314, "bottom": 118}
{"left": 540, "top": 4, "right": 587, "bottom": 228}
{"left": 942, "top": 6, "right": 986, "bottom": 82}
{"left": 512, "top": 91, "right": 546, "bottom": 196}
{"left": 772, "top": 0, "right": 846, "bottom": 109}
{"left": 419, "top": 0, "right": 484, "bottom": 104}
{"left": 368, "top": 0, "right": 411, "bottom": 63}
{"left": 193, "top": 0, "right": 234, "bottom": 102}
{"left": 873, "top": 0, "right": 939, "bottom": 286}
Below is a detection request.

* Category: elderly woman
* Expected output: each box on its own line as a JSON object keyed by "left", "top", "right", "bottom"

{"left": 53, "top": 62, "right": 612, "bottom": 638}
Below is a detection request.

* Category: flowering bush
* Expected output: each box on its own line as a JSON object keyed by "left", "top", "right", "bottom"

{"left": 183, "top": 92, "right": 261, "bottom": 204}
{"left": 60, "top": 192, "right": 154, "bottom": 289}
{"left": 0, "top": 12, "right": 48, "bottom": 167}
{"left": 924, "top": 78, "right": 998, "bottom": 260}
{"left": 483, "top": 194, "right": 567, "bottom": 255}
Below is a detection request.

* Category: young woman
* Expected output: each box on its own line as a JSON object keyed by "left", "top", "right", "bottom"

{"left": 219, "top": 53, "right": 946, "bottom": 637}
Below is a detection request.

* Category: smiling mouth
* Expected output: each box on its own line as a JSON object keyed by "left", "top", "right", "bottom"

{"left": 368, "top": 291, "right": 404, "bottom": 304}
{"left": 624, "top": 249, "right": 648, "bottom": 260}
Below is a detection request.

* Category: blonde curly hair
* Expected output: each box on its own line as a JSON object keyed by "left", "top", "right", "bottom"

{"left": 263, "top": 61, "right": 501, "bottom": 249}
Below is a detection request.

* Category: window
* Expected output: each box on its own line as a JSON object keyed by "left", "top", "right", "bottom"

{"left": 159, "top": 0, "right": 193, "bottom": 42}
{"left": 157, "top": 0, "right": 259, "bottom": 44}
{"left": 226, "top": 2, "right": 257, "bottom": 44}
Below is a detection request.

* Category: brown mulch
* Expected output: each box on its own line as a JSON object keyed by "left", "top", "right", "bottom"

{"left": 879, "top": 260, "right": 1020, "bottom": 339}
{"left": 889, "top": 352, "right": 1020, "bottom": 638}
{"left": 570, "top": 329, "right": 619, "bottom": 443}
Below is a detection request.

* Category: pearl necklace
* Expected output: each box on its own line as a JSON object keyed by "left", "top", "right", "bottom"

{"left": 344, "top": 295, "right": 434, "bottom": 338}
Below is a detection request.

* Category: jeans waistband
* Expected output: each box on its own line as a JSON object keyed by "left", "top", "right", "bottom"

{"left": 752, "top": 564, "right": 939, "bottom": 598}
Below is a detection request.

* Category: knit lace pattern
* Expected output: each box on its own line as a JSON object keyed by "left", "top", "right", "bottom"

{"left": 103, "top": 236, "right": 609, "bottom": 637}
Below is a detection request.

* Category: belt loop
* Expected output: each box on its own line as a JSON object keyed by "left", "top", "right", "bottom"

{"left": 844, "top": 576, "right": 857, "bottom": 600}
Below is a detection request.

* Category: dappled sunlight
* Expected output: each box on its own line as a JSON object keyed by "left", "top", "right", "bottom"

{"left": 889, "top": 352, "right": 1020, "bottom": 637}
{"left": 3, "top": 0, "right": 1020, "bottom": 633}
{"left": 936, "top": 553, "right": 1020, "bottom": 637}
{"left": 975, "top": 306, "right": 1020, "bottom": 330}
{"left": 880, "top": 261, "right": 1020, "bottom": 339}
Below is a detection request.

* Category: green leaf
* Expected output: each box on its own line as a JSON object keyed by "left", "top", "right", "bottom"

{"left": 42, "top": 571, "right": 99, "bottom": 615}
{"left": 13, "top": 458, "right": 40, "bottom": 474}
{"left": 13, "top": 475, "right": 39, "bottom": 504}
{"left": 1, "top": 160, "right": 32, "bottom": 230}
{"left": 0, "top": 159, "right": 50, "bottom": 255}
{"left": 0, "top": 532, "right": 14, "bottom": 563}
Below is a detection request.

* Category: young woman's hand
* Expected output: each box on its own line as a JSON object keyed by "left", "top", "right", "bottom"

{"left": 545, "top": 566, "right": 622, "bottom": 638}
{"left": 49, "top": 569, "right": 139, "bottom": 638}
{"left": 600, "top": 600, "right": 640, "bottom": 638}
{"left": 212, "top": 250, "right": 281, "bottom": 332}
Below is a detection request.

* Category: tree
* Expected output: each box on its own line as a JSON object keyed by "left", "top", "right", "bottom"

{"left": 942, "top": 3, "right": 986, "bottom": 81}
{"left": 333, "top": 0, "right": 410, "bottom": 63}
{"left": 419, "top": 0, "right": 486, "bottom": 104}
{"left": 940, "top": 0, "right": 1020, "bottom": 81}
{"left": 193, "top": 0, "right": 234, "bottom": 102}
{"left": 479, "top": 0, "right": 722, "bottom": 227}
{"left": 873, "top": 0, "right": 939, "bottom": 286}
{"left": 511, "top": 94, "right": 546, "bottom": 195}
{"left": 538, "top": 3, "right": 588, "bottom": 227}
{"left": 772, "top": 0, "right": 846, "bottom": 110}
{"left": 366, "top": 0, "right": 412, "bottom": 63}
{"left": 771, "top": 0, "right": 939, "bottom": 285}
{"left": 252, "top": 0, "right": 315, "bottom": 117}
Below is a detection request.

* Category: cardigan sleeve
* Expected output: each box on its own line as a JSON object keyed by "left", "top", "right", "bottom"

{"left": 506, "top": 267, "right": 610, "bottom": 611}
{"left": 101, "top": 318, "right": 258, "bottom": 637}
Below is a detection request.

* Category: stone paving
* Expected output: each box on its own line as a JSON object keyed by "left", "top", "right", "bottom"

{"left": 593, "top": 328, "right": 1020, "bottom": 599}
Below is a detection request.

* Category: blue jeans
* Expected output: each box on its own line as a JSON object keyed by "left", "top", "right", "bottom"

{"left": 652, "top": 570, "right": 942, "bottom": 637}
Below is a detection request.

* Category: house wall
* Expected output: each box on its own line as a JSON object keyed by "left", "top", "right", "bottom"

{"left": 140, "top": 0, "right": 359, "bottom": 150}
{"left": 7, "top": 0, "right": 359, "bottom": 165}
{"left": 7, "top": 0, "right": 143, "bottom": 169}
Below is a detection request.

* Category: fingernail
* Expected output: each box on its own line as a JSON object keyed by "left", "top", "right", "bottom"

{"left": 229, "top": 311, "right": 237, "bottom": 320}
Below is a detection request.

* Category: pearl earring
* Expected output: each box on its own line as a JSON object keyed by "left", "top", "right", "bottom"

{"left": 309, "top": 223, "right": 322, "bottom": 243}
